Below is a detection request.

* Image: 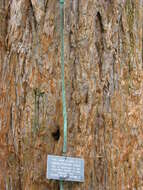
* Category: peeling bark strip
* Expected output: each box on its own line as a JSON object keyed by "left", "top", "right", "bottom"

{"left": 34, "top": 88, "right": 45, "bottom": 131}
{"left": 29, "top": 0, "right": 37, "bottom": 30}
{"left": 0, "top": 1, "right": 143, "bottom": 190}
{"left": 34, "top": 88, "right": 39, "bottom": 130}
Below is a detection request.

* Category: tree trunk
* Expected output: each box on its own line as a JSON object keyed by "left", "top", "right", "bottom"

{"left": 0, "top": 0, "right": 143, "bottom": 189}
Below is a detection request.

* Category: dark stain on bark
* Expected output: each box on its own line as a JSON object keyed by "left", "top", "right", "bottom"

{"left": 95, "top": 12, "right": 104, "bottom": 80}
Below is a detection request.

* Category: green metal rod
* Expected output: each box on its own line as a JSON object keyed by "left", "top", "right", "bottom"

{"left": 60, "top": 0, "right": 67, "bottom": 154}
{"left": 60, "top": 0, "right": 64, "bottom": 3}
{"left": 60, "top": 180, "right": 63, "bottom": 190}
{"left": 60, "top": 1, "right": 66, "bottom": 189}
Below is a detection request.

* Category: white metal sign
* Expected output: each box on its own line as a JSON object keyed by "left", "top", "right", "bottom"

{"left": 47, "top": 155, "right": 84, "bottom": 182}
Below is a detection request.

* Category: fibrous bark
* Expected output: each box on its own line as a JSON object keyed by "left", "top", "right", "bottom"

{"left": 0, "top": 0, "right": 143, "bottom": 189}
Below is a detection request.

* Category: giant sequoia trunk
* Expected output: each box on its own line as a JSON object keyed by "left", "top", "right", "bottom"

{"left": 0, "top": 0, "right": 143, "bottom": 189}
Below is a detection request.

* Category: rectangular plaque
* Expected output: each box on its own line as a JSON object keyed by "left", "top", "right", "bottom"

{"left": 47, "top": 155, "right": 84, "bottom": 182}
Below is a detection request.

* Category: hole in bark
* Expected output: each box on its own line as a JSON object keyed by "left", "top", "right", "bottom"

{"left": 52, "top": 127, "right": 60, "bottom": 141}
